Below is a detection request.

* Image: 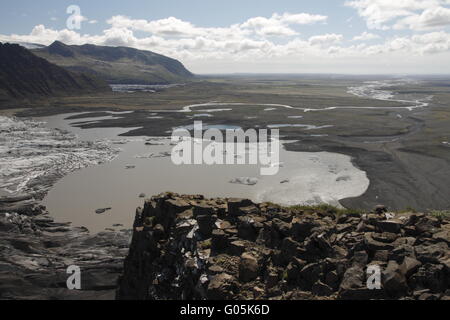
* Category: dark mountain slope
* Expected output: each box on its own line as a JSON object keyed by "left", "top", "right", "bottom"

{"left": 0, "top": 43, "right": 111, "bottom": 100}
{"left": 33, "top": 41, "right": 194, "bottom": 85}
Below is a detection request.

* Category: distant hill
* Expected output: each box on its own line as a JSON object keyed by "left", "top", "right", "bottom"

{"left": 32, "top": 41, "right": 194, "bottom": 85}
{"left": 0, "top": 39, "right": 46, "bottom": 50}
{"left": 0, "top": 43, "right": 111, "bottom": 100}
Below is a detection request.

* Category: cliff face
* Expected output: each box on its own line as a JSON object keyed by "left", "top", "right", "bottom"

{"left": 117, "top": 193, "right": 450, "bottom": 300}
{"left": 0, "top": 43, "right": 111, "bottom": 100}
{"left": 32, "top": 41, "right": 194, "bottom": 85}
{"left": 0, "top": 196, "right": 131, "bottom": 300}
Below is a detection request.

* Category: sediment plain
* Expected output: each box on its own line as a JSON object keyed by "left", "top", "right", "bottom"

{"left": 1, "top": 75, "right": 450, "bottom": 300}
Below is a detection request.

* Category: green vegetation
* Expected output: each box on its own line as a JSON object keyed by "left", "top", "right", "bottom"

{"left": 198, "top": 239, "right": 212, "bottom": 250}
{"left": 32, "top": 41, "right": 193, "bottom": 85}
{"left": 143, "top": 216, "right": 156, "bottom": 227}
{"left": 285, "top": 204, "right": 364, "bottom": 216}
{"left": 399, "top": 206, "right": 418, "bottom": 213}
{"left": 263, "top": 201, "right": 364, "bottom": 217}
{"left": 429, "top": 210, "right": 450, "bottom": 219}
{"left": 0, "top": 43, "right": 110, "bottom": 100}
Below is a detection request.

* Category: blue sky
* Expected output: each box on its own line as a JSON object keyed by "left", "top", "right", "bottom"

{"left": 1, "top": 1, "right": 366, "bottom": 36}
{"left": 2, "top": 0, "right": 450, "bottom": 74}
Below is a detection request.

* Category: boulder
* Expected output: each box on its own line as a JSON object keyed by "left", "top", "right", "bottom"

{"left": 196, "top": 214, "right": 214, "bottom": 237}
{"left": 408, "top": 264, "right": 447, "bottom": 293}
{"left": 280, "top": 237, "right": 303, "bottom": 264}
{"left": 338, "top": 266, "right": 374, "bottom": 300}
{"left": 207, "top": 273, "right": 236, "bottom": 300}
{"left": 352, "top": 251, "right": 369, "bottom": 267}
{"left": 265, "top": 272, "right": 279, "bottom": 290}
{"left": 415, "top": 242, "right": 448, "bottom": 264}
{"left": 299, "top": 263, "right": 324, "bottom": 289}
{"left": 372, "top": 232, "right": 398, "bottom": 243}
{"left": 399, "top": 257, "right": 422, "bottom": 278}
{"left": 237, "top": 216, "right": 257, "bottom": 241}
{"left": 286, "top": 258, "right": 307, "bottom": 284}
{"left": 373, "top": 250, "right": 389, "bottom": 262}
{"left": 291, "top": 216, "right": 320, "bottom": 241}
{"left": 165, "top": 198, "right": 192, "bottom": 214}
{"left": 228, "top": 240, "right": 247, "bottom": 256}
{"left": 227, "top": 199, "right": 255, "bottom": 216}
{"left": 211, "top": 229, "right": 228, "bottom": 251}
{"left": 272, "top": 218, "right": 291, "bottom": 238}
{"left": 383, "top": 260, "right": 408, "bottom": 297}
{"left": 433, "top": 229, "right": 450, "bottom": 244}
{"left": 325, "top": 270, "right": 340, "bottom": 290}
{"left": 303, "top": 233, "right": 333, "bottom": 260}
{"left": 364, "top": 232, "right": 395, "bottom": 251}
{"left": 312, "top": 280, "right": 334, "bottom": 297}
{"left": 193, "top": 203, "right": 215, "bottom": 217}
{"left": 377, "top": 219, "right": 403, "bottom": 234}
{"left": 388, "top": 244, "right": 416, "bottom": 263}
{"left": 415, "top": 217, "right": 441, "bottom": 235}
{"left": 239, "top": 253, "right": 259, "bottom": 282}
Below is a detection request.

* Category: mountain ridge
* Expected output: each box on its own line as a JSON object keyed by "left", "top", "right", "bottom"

{"left": 0, "top": 43, "right": 111, "bottom": 101}
{"left": 32, "top": 41, "right": 194, "bottom": 85}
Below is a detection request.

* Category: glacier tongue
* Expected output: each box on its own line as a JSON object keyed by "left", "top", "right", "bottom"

{"left": 0, "top": 116, "right": 119, "bottom": 198}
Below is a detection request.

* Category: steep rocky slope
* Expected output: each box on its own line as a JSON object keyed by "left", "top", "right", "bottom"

{"left": 117, "top": 193, "right": 450, "bottom": 300}
{"left": 0, "top": 43, "right": 111, "bottom": 100}
{"left": 1, "top": 191, "right": 449, "bottom": 300}
{"left": 0, "top": 196, "right": 131, "bottom": 300}
{"left": 32, "top": 41, "right": 193, "bottom": 85}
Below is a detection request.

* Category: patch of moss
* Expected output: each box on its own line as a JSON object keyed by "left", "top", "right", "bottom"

{"left": 143, "top": 216, "right": 156, "bottom": 227}
{"left": 198, "top": 239, "right": 212, "bottom": 249}
{"left": 284, "top": 203, "right": 364, "bottom": 217}
{"left": 398, "top": 206, "right": 418, "bottom": 214}
{"left": 429, "top": 210, "right": 450, "bottom": 219}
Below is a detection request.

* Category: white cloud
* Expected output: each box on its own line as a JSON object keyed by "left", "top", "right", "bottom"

{"left": 108, "top": 16, "right": 203, "bottom": 37}
{"left": 309, "top": 33, "right": 344, "bottom": 45}
{"left": 345, "top": 0, "right": 450, "bottom": 30}
{"left": 108, "top": 12, "right": 327, "bottom": 38}
{"left": 72, "top": 14, "right": 88, "bottom": 25}
{"left": 3, "top": 11, "right": 450, "bottom": 74}
{"left": 352, "top": 31, "right": 381, "bottom": 41}
{"left": 273, "top": 12, "right": 328, "bottom": 25}
{"left": 394, "top": 6, "right": 450, "bottom": 30}
{"left": 246, "top": 13, "right": 327, "bottom": 36}
{"left": 240, "top": 16, "right": 298, "bottom": 36}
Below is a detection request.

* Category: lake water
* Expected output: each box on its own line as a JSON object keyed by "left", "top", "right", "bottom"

{"left": 36, "top": 113, "right": 370, "bottom": 233}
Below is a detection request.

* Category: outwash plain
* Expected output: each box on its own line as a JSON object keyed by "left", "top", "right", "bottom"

{"left": 6, "top": 74, "right": 450, "bottom": 212}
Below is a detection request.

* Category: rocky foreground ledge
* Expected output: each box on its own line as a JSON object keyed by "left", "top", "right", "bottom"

{"left": 117, "top": 193, "right": 450, "bottom": 300}
{"left": 0, "top": 196, "right": 131, "bottom": 300}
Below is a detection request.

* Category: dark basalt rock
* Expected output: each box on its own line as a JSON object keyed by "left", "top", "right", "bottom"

{"left": 117, "top": 193, "right": 450, "bottom": 300}
{"left": 0, "top": 196, "right": 131, "bottom": 300}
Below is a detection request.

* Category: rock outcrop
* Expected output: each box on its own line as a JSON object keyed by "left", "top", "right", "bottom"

{"left": 117, "top": 193, "right": 450, "bottom": 300}
{"left": 0, "top": 197, "right": 131, "bottom": 300}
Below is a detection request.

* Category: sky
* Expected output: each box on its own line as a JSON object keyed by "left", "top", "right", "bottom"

{"left": 2, "top": 0, "right": 450, "bottom": 74}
